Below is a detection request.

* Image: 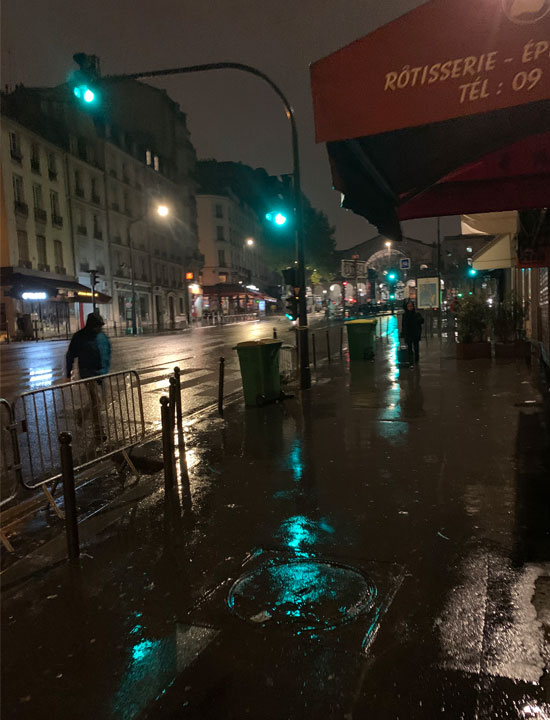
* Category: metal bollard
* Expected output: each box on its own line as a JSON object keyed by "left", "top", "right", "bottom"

{"left": 173, "top": 367, "right": 183, "bottom": 438}
{"left": 312, "top": 332, "right": 317, "bottom": 367}
{"left": 340, "top": 326, "right": 344, "bottom": 358}
{"left": 218, "top": 356, "right": 225, "bottom": 417}
{"left": 326, "top": 329, "right": 331, "bottom": 364}
{"left": 273, "top": 327, "right": 277, "bottom": 339}
{"left": 59, "top": 432, "right": 80, "bottom": 560}
{"left": 160, "top": 396, "right": 176, "bottom": 489}
{"left": 169, "top": 377, "right": 177, "bottom": 432}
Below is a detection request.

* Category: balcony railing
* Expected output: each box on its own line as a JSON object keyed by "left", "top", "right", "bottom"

{"left": 31, "top": 159, "right": 41, "bottom": 173}
{"left": 75, "top": 187, "right": 85, "bottom": 198}
{"left": 48, "top": 169, "right": 58, "bottom": 181}
{"left": 55, "top": 266, "right": 66, "bottom": 275}
{"left": 91, "top": 194, "right": 101, "bottom": 205}
{"left": 93, "top": 230, "right": 103, "bottom": 240}
{"left": 79, "top": 263, "right": 90, "bottom": 272}
{"left": 52, "top": 214, "right": 63, "bottom": 228}
{"left": 77, "top": 225, "right": 87, "bottom": 235}
{"left": 18, "top": 259, "right": 32, "bottom": 269}
{"left": 14, "top": 201, "right": 28, "bottom": 217}
{"left": 10, "top": 148, "right": 22, "bottom": 163}
{"left": 34, "top": 208, "right": 47, "bottom": 223}
{"left": 38, "top": 263, "right": 50, "bottom": 272}
{"left": 111, "top": 202, "right": 120, "bottom": 212}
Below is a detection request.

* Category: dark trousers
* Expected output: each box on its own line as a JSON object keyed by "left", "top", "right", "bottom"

{"left": 406, "top": 338, "right": 420, "bottom": 363}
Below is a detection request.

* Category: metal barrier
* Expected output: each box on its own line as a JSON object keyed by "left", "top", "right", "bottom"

{"left": 14, "top": 370, "right": 144, "bottom": 490}
{"left": 0, "top": 399, "right": 21, "bottom": 551}
{"left": 280, "top": 345, "right": 298, "bottom": 386}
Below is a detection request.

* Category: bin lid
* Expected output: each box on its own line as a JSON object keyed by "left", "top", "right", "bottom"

{"left": 235, "top": 339, "right": 282, "bottom": 348}
{"left": 345, "top": 319, "right": 378, "bottom": 325}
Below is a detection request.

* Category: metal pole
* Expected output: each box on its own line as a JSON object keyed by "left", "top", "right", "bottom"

{"left": 340, "top": 326, "right": 344, "bottom": 358}
{"left": 130, "top": 232, "right": 137, "bottom": 335}
{"left": 102, "top": 60, "right": 311, "bottom": 389}
{"left": 218, "top": 356, "right": 225, "bottom": 417}
{"left": 173, "top": 366, "right": 183, "bottom": 438}
{"left": 312, "top": 332, "right": 317, "bottom": 367}
{"left": 59, "top": 432, "right": 80, "bottom": 560}
{"left": 160, "top": 396, "right": 175, "bottom": 489}
{"left": 437, "top": 216, "right": 441, "bottom": 332}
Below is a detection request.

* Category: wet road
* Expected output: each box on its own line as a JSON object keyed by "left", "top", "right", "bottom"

{"left": 2, "top": 318, "right": 549, "bottom": 719}
{"left": 0, "top": 318, "right": 298, "bottom": 414}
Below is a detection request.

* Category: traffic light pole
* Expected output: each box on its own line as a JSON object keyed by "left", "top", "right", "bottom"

{"left": 98, "top": 61, "right": 311, "bottom": 390}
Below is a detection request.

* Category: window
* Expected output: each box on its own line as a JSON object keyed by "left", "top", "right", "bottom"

{"left": 215, "top": 204, "right": 223, "bottom": 219}
{"left": 91, "top": 177, "right": 100, "bottom": 202}
{"left": 145, "top": 149, "right": 152, "bottom": 166}
{"left": 31, "top": 143, "right": 40, "bottom": 172}
{"left": 216, "top": 226, "right": 225, "bottom": 242}
{"left": 32, "top": 183, "right": 43, "bottom": 209}
{"left": 36, "top": 235, "right": 47, "bottom": 266}
{"left": 12, "top": 174, "right": 24, "bottom": 203}
{"left": 48, "top": 152, "right": 57, "bottom": 179}
{"left": 9, "top": 131, "right": 22, "bottom": 160}
{"left": 54, "top": 239, "right": 64, "bottom": 269}
{"left": 77, "top": 208, "right": 87, "bottom": 234}
{"left": 93, "top": 215, "right": 102, "bottom": 239}
{"left": 153, "top": 155, "right": 159, "bottom": 172}
{"left": 50, "top": 190, "right": 60, "bottom": 218}
{"left": 123, "top": 191, "right": 131, "bottom": 215}
{"left": 218, "top": 249, "right": 226, "bottom": 267}
{"left": 74, "top": 170, "right": 83, "bottom": 196}
{"left": 122, "top": 163, "right": 130, "bottom": 182}
{"left": 17, "top": 230, "right": 29, "bottom": 262}
{"left": 219, "top": 273, "right": 228, "bottom": 283}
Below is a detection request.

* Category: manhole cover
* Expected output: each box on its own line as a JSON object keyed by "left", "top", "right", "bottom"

{"left": 227, "top": 558, "right": 377, "bottom": 631}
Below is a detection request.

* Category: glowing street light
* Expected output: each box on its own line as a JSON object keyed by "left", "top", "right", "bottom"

{"left": 246, "top": 237, "right": 255, "bottom": 246}
{"left": 157, "top": 204, "right": 169, "bottom": 217}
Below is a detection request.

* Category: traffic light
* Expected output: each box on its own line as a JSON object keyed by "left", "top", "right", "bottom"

{"left": 285, "top": 291, "right": 298, "bottom": 321}
{"left": 70, "top": 53, "right": 101, "bottom": 109}
{"left": 387, "top": 271, "right": 398, "bottom": 282}
{"left": 265, "top": 211, "right": 288, "bottom": 226}
{"left": 468, "top": 267, "right": 477, "bottom": 277}
{"left": 389, "top": 292, "right": 396, "bottom": 301}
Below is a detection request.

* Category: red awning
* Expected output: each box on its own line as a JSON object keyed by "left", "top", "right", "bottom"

{"left": 310, "top": 0, "right": 550, "bottom": 239}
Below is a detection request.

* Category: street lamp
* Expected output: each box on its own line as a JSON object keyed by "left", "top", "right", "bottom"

{"left": 246, "top": 238, "right": 254, "bottom": 247}
{"left": 84, "top": 58, "right": 311, "bottom": 390}
{"left": 128, "top": 203, "right": 169, "bottom": 335}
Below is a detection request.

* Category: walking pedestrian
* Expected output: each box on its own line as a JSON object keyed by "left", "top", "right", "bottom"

{"left": 66, "top": 312, "right": 111, "bottom": 380}
{"left": 65, "top": 313, "right": 111, "bottom": 449}
{"left": 401, "top": 301, "right": 424, "bottom": 366}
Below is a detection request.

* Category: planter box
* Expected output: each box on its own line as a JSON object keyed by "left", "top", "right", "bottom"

{"left": 494, "top": 341, "right": 530, "bottom": 359}
{"left": 456, "top": 342, "right": 491, "bottom": 360}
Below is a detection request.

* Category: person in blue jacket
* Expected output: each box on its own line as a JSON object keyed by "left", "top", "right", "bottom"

{"left": 66, "top": 312, "right": 111, "bottom": 380}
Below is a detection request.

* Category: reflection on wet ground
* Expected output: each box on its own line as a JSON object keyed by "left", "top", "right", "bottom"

{"left": 2, "top": 317, "right": 549, "bottom": 719}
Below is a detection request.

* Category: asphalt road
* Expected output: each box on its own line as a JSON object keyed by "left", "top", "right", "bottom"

{"left": 0, "top": 317, "right": 300, "bottom": 414}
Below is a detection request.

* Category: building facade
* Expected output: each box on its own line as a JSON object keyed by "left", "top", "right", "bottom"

{"left": 0, "top": 116, "right": 78, "bottom": 338}
{"left": 1, "top": 73, "right": 201, "bottom": 336}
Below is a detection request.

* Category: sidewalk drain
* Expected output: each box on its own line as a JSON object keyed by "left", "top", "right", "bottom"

{"left": 227, "top": 559, "right": 377, "bottom": 631}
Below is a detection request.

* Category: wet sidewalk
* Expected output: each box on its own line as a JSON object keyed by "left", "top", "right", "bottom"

{"left": 2, "top": 317, "right": 549, "bottom": 719}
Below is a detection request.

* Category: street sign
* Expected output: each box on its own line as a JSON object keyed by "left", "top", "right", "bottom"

{"left": 400, "top": 258, "right": 410, "bottom": 270}
{"left": 341, "top": 259, "right": 367, "bottom": 279}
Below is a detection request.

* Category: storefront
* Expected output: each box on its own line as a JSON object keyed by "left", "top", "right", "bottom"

{"left": 1, "top": 272, "right": 111, "bottom": 340}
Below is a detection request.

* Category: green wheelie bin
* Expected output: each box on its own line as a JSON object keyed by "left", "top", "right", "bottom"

{"left": 345, "top": 319, "right": 377, "bottom": 361}
{"left": 235, "top": 339, "right": 283, "bottom": 406}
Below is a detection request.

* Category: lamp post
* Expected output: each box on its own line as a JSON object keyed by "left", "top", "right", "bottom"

{"left": 128, "top": 204, "right": 169, "bottom": 335}
{"left": 93, "top": 60, "right": 311, "bottom": 390}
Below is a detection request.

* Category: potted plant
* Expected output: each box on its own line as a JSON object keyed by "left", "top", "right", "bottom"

{"left": 492, "top": 296, "right": 529, "bottom": 359}
{"left": 456, "top": 294, "right": 491, "bottom": 359}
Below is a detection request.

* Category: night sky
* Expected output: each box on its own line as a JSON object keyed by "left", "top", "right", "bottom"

{"left": 1, "top": 0, "right": 459, "bottom": 250}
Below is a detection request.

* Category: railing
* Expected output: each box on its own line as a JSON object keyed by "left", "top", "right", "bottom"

{"left": 14, "top": 370, "right": 144, "bottom": 489}
{"left": 0, "top": 400, "right": 20, "bottom": 551}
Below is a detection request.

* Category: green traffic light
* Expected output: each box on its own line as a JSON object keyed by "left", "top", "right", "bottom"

{"left": 388, "top": 272, "right": 397, "bottom": 281}
{"left": 266, "top": 211, "right": 288, "bottom": 226}
{"left": 389, "top": 293, "right": 395, "bottom": 300}
{"left": 468, "top": 267, "right": 477, "bottom": 277}
{"left": 74, "top": 84, "right": 97, "bottom": 105}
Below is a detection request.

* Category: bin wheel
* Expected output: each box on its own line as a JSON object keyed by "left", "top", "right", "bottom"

{"left": 256, "top": 394, "right": 266, "bottom": 407}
